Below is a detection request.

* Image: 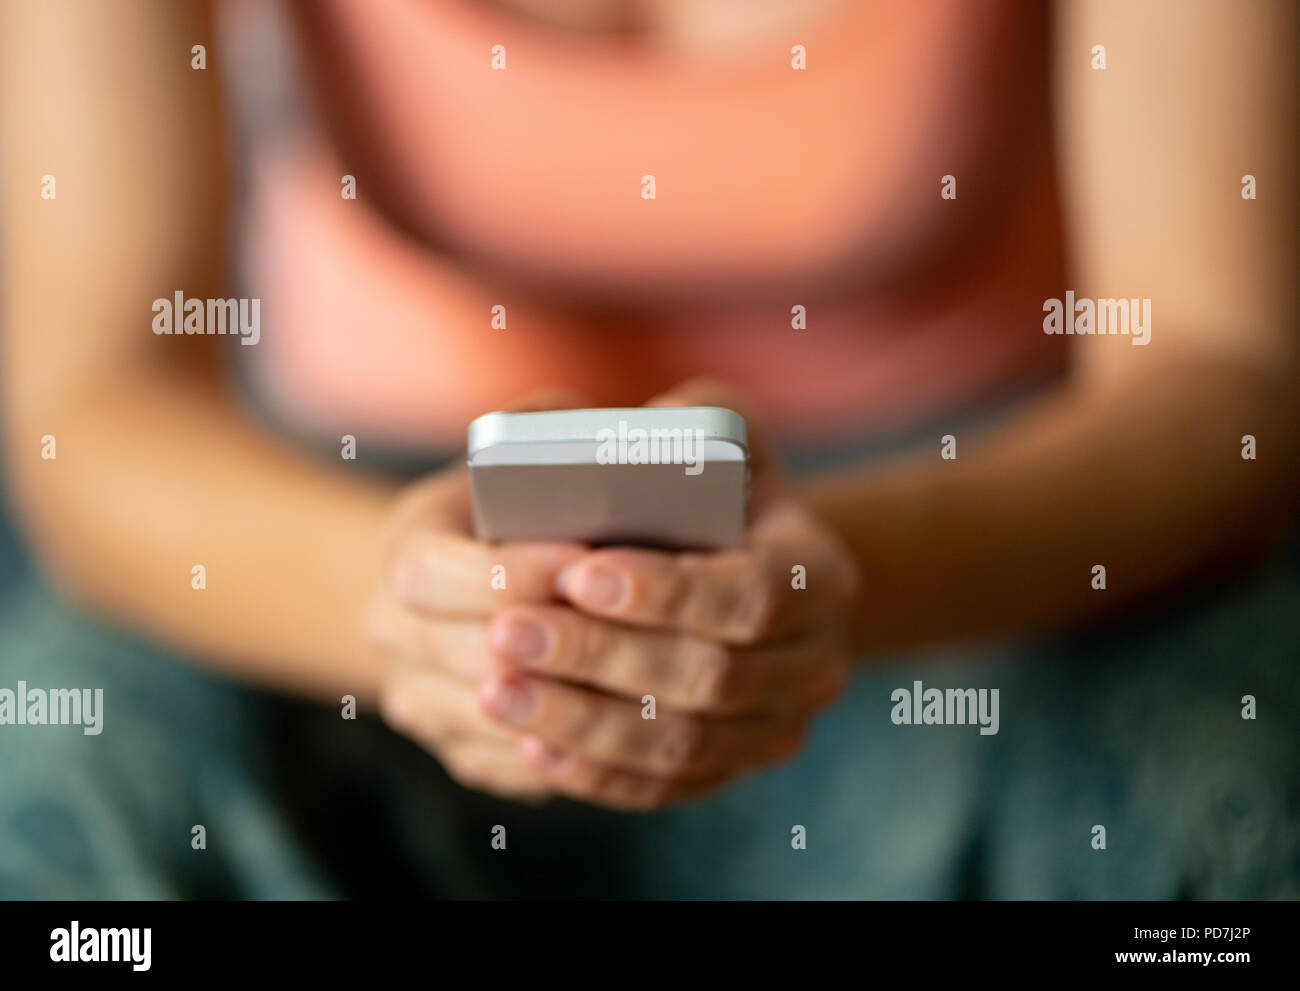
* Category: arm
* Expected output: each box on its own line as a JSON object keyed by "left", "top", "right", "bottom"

{"left": 0, "top": 0, "right": 393, "bottom": 703}
{"left": 805, "top": 0, "right": 1299, "bottom": 653}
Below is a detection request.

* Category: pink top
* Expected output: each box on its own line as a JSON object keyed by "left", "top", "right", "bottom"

{"left": 228, "top": 0, "right": 1067, "bottom": 451}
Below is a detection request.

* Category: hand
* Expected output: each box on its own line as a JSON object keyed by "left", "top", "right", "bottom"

{"left": 367, "top": 395, "right": 589, "bottom": 803}
{"left": 482, "top": 381, "right": 860, "bottom": 810}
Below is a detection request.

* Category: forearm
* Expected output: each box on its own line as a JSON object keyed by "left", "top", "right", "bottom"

{"left": 805, "top": 359, "right": 1299, "bottom": 654}
{"left": 8, "top": 370, "right": 397, "bottom": 705}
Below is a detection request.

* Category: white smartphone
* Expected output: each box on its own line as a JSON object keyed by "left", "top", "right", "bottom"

{"left": 468, "top": 407, "right": 750, "bottom": 549}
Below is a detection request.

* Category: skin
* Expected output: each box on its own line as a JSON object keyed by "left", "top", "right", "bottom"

{"left": 374, "top": 383, "right": 857, "bottom": 806}
{"left": 488, "top": 0, "right": 851, "bottom": 49}
{"left": 2, "top": 1, "right": 1296, "bottom": 809}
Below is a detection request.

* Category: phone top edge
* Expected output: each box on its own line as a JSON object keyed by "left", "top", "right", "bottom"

{"left": 467, "top": 407, "right": 748, "bottom": 461}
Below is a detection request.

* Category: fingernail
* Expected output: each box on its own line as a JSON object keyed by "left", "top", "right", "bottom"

{"left": 573, "top": 566, "right": 626, "bottom": 611}
{"left": 494, "top": 616, "right": 549, "bottom": 667}
{"left": 484, "top": 678, "right": 538, "bottom": 726}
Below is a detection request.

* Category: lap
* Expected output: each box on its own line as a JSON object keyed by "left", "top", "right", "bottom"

{"left": 983, "top": 549, "right": 1300, "bottom": 898}
{"left": 2, "top": 541, "right": 1296, "bottom": 899}
{"left": 0, "top": 578, "right": 639, "bottom": 898}
{"left": 629, "top": 543, "right": 1300, "bottom": 898}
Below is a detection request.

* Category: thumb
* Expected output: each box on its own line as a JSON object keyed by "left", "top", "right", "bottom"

{"left": 497, "top": 388, "right": 595, "bottom": 414}
{"left": 644, "top": 377, "right": 775, "bottom": 489}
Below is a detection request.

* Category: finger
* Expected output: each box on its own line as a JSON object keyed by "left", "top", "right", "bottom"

{"left": 748, "top": 498, "right": 861, "bottom": 604}
{"left": 391, "top": 529, "right": 586, "bottom": 617}
{"left": 497, "top": 388, "right": 595, "bottom": 414}
{"left": 380, "top": 666, "right": 522, "bottom": 749}
{"left": 404, "top": 389, "right": 596, "bottom": 507}
{"left": 385, "top": 388, "right": 597, "bottom": 615}
{"left": 643, "top": 377, "right": 775, "bottom": 483}
{"left": 519, "top": 738, "right": 739, "bottom": 812}
{"left": 480, "top": 672, "right": 804, "bottom": 777}
{"left": 369, "top": 597, "right": 493, "bottom": 682}
{"left": 552, "top": 505, "right": 854, "bottom": 644}
{"left": 489, "top": 603, "right": 849, "bottom": 715}
{"left": 440, "top": 741, "right": 552, "bottom": 803}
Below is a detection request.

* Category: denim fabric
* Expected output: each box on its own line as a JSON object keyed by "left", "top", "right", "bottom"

{"left": 621, "top": 540, "right": 1300, "bottom": 898}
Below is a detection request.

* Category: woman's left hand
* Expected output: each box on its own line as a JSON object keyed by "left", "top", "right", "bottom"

{"left": 480, "top": 382, "right": 860, "bottom": 810}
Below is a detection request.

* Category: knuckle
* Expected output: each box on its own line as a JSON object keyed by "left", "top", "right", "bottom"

{"left": 584, "top": 763, "right": 623, "bottom": 800}
{"left": 654, "top": 718, "right": 709, "bottom": 772}
{"left": 742, "top": 592, "right": 778, "bottom": 643}
{"left": 685, "top": 642, "right": 735, "bottom": 709}
{"left": 720, "top": 577, "right": 777, "bottom": 644}
{"left": 554, "top": 691, "right": 600, "bottom": 745}
{"left": 653, "top": 565, "right": 694, "bottom": 625}
{"left": 574, "top": 615, "right": 617, "bottom": 676}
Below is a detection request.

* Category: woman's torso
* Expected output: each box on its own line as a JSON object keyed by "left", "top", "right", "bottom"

{"left": 223, "top": 0, "right": 1067, "bottom": 456}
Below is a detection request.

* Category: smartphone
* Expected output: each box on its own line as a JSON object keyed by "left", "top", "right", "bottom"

{"left": 468, "top": 407, "right": 749, "bottom": 549}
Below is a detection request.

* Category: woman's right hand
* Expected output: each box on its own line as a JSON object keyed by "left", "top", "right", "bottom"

{"left": 367, "top": 462, "right": 587, "bottom": 803}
